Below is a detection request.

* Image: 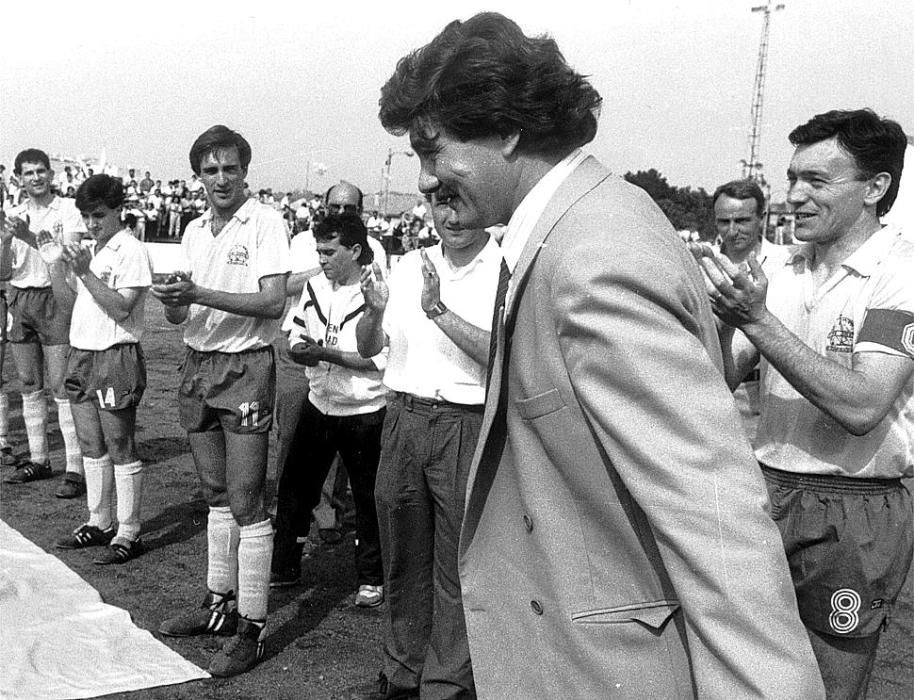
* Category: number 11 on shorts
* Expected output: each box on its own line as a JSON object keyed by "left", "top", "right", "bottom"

{"left": 239, "top": 401, "right": 260, "bottom": 427}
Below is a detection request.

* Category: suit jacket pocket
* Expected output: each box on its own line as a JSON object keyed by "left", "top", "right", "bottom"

{"left": 515, "top": 387, "right": 565, "bottom": 420}
{"left": 571, "top": 600, "right": 680, "bottom": 632}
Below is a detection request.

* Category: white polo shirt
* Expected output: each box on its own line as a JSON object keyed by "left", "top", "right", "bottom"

{"left": 69, "top": 230, "right": 153, "bottom": 350}
{"left": 181, "top": 198, "right": 290, "bottom": 353}
{"left": 289, "top": 274, "right": 387, "bottom": 416}
{"left": 756, "top": 224, "right": 914, "bottom": 479}
{"left": 8, "top": 196, "right": 86, "bottom": 288}
{"left": 381, "top": 235, "right": 502, "bottom": 405}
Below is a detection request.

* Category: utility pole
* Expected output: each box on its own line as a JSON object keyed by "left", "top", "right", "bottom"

{"left": 741, "top": 1, "right": 784, "bottom": 183}
{"left": 383, "top": 148, "right": 414, "bottom": 216}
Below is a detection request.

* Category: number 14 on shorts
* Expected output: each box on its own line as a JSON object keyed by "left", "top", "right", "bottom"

{"left": 96, "top": 387, "right": 117, "bottom": 408}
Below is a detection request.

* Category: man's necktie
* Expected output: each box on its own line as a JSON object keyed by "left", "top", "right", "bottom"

{"left": 486, "top": 258, "right": 512, "bottom": 390}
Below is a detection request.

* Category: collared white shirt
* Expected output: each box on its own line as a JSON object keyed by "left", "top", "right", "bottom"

{"left": 9, "top": 196, "right": 86, "bottom": 288}
{"left": 756, "top": 223, "right": 914, "bottom": 478}
{"left": 500, "top": 148, "right": 588, "bottom": 306}
{"left": 382, "top": 235, "right": 502, "bottom": 405}
{"left": 181, "top": 197, "right": 290, "bottom": 353}
{"left": 70, "top": 230, "right": 152, "bottom": 350}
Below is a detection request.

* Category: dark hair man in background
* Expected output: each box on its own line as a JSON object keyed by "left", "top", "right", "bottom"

{"left": 712, "top": 178, "right": 791, "bottom": 441}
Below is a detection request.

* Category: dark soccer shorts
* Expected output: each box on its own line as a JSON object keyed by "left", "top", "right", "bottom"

{"left": 178, "top": 346, "right": 275, "bottom": 434}
{"left": 762, "top": 464, "right": 913, "bottom": 638}
{"left": 65, "top": 344, "right": 147, "bottom": 410}
{"left": 7, "top": 286, "right": 72, "bottom": 346}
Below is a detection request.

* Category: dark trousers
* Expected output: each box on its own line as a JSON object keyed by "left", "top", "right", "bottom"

{"left": 273, "top": 399, "right": 384, "bottom": 586}
{"left": 376, "top": 393, "right": 481, "bottom": 700}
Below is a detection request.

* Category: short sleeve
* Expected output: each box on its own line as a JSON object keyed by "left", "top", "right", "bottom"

{"left": 855, "top": 239, "right": 914, "bottom": 358}
{"left": 112, "top": 239, "right": 153, "bottom": 289}
{"left": 255, "top": 209, "right": 292, "bottom": 279}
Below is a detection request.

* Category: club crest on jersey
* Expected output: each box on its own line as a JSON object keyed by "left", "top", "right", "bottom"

{"left": 826, "top": 315, "right": 854, "bottom": 353}
{"left": 902, "top": 323, "right": 914, "bottom": 357}
{"left": 99, "top": 268, "right": 113, "bottom": 285}
{"left": 226, "top": 244, "right": 249, "bottom": 267}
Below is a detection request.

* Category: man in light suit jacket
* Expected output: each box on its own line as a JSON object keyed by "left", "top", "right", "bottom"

{"left": 378, "top": 12, "right": 825, "bottom": 699}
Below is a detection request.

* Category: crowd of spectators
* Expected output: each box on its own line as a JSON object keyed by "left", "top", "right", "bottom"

{"left": 1, "top": 161, "right": 440, "bottom": 254}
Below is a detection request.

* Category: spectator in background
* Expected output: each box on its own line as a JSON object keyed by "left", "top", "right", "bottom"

{"left": 124, "top": 196, "right": 145, "bottom": 241}
{"left": 167, "top": 192, "right": 181, "bottom": 238}
{"left": 139, "top": 171, "right": 155, "bottom": 195}
{"left": 143, "top": 199, "right": 159, "bottom": 239}
{"left": 711, "top": 178, "right": 791, "bottom": 442}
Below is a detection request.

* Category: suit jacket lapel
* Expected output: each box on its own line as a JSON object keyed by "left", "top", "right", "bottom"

{"left": 506, "top": 156, "right": 612, "bottom": 321}
{"left": 461, "top": 156, "right": 613, "bottom": 556}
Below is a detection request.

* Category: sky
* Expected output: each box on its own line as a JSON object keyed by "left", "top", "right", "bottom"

{"left": 1, "top": 0, "right": 911, "bottom": 203}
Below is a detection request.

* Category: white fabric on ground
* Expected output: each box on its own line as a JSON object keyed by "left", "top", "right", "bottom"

{"left": 0, "top": 519, "right": 208, "bottom": 699}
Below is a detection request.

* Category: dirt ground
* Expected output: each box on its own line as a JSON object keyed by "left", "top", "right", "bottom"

{"left": 1, "top": 296, "right": 912, "bottom": 699}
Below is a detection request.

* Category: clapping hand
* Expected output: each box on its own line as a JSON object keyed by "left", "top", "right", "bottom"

{"left": 419, "top": 248, "right": 441, "bottom": 313}
{"left": 288, "top": 335, "right": 324, "bottom": 366}
{"left": 688, "top": 243, "right": 769, "bottom": 328}
{"left": 61, "top": 242, "right": 91, "bottom": 275}
{"left": 360, "top": 262, "right": 388, "bottom": 311}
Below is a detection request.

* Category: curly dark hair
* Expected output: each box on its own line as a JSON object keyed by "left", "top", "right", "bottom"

{"left": 75, "top": 174, "right": 125, "bottom": 212}
{"left": 789, "top": 109, "right": 907, "bottom": 217}
{"left": 188, "top": 125, "right": 252, "bottom": 175}
{"left": 379, "top": 12, "right": 602, "bottom": 156}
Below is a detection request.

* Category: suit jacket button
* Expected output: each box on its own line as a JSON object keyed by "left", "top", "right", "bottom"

{"left": 523, "top": 515, "right": 533, "bottom": 532}
{"left": 530, "top": 600, "right": 543, "bottom": 615}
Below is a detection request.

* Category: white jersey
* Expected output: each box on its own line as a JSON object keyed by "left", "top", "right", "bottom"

{"left": 69, "top": 230, "right": 153, "bottom": 350}
{"left": 9, "top": 196, "right": 86, "bottom": 288}
{"left": 181, "top": 197, "right": 290, "bottom": 353}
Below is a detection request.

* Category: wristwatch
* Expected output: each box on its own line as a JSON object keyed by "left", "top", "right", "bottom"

{"left": 425, "top": 301, "right": 448, "bottom": 319}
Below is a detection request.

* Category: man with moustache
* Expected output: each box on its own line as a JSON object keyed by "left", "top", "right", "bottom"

{"left": 378, "top": 12, "right": 824, "bottom": 698}
{"left": 1, "top": 148, "right": 85, "bottom": 496}
{"left": 357, "top": 195, "right": 501, "bottom": 699}
{"left": 701, "top": 109, "right": 912, "bottom": 700}
{"left": 153, "top": 125, "right": 289, "bottom": 678}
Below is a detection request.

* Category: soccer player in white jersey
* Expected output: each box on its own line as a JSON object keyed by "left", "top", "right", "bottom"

{"left": 50, "top": 174, "right": 152, "bottom": 564}
{"left": 0, "top": 148, "right": 84, "bottom": 496}
{"left": 153, "top": 125, "right": 290, "bottom": 678}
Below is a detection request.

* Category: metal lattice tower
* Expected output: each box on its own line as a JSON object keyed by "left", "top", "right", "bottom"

{"left": 741, "top": 2, "right": 784, "bottom": 182}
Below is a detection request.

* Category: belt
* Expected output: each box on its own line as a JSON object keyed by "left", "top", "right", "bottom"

{"left": 393, "top": 391, "right": 484, "bottom": 414}
{"left": 760, "top": 464, "right": 902, "bottom": 494}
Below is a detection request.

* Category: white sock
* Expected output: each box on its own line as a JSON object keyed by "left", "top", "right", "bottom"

{"left": 21, "top": 390, "right": 48, "bottom": 464}
{"left": 0, "top": 391, "right": 9, "bottom": 449}
{"left": 84, "top": 455, "right": 114, "bottom": 530}
{"left": 54, "top": 398, "right": 83, "bottom": 475}
{"left": 207, "top": 506, "right": 240, "bottom": 596}
{"left": 114, "top": 461, "right": 143, "bottom": 542}
{"left": 237, "top": 519, "right": 273, "bottom": 622}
